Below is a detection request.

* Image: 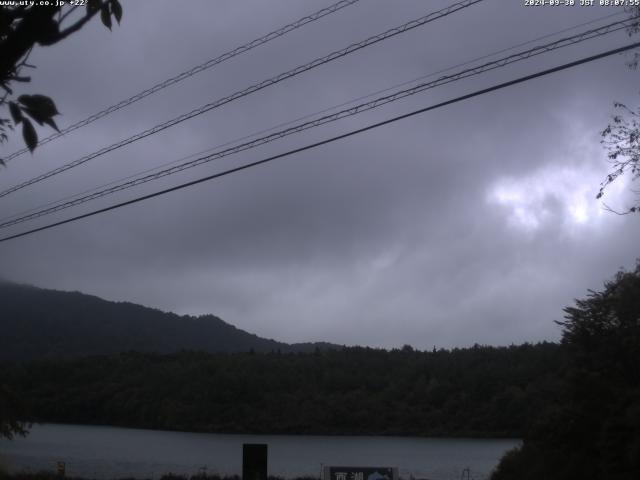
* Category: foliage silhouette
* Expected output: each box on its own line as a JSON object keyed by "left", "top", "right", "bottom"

{"left": 491, "top": 261, "right": 640, "bottom": 479}
{"left": 0, "top": 0, "right": 122, "bottom": 162}
{"left": 598, "top": 6, "right": 640, "bottom": 213}
{"left": 1, "top": 343, "right": 562, "bottom": 438}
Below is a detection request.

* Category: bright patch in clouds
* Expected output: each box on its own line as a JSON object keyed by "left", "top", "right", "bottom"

{"left": 487, "top": 165, "right": 617, "bottom": 231}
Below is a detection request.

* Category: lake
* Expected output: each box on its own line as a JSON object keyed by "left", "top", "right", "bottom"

{"left": 0, "top": 424, "right": 519, "bottom": 480}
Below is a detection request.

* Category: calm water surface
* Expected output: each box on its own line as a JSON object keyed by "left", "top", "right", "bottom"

{"left": 0, "top": 424, "right": 519, "bottom": 480}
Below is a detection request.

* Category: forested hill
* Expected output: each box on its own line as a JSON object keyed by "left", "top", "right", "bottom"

{"left": 2, "top": 343, "right": 563, "bottom": 437}
{"left": 0, "top": 281, "right": 336, "bottom": 361}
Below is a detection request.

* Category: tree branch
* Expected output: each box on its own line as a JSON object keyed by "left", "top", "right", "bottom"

{"left": 0, "top": 7, "right": 58, "bottom": 79}
{"left": 53, "top": 2, "right": 105, "bottom": 43}
{"left": 58, "top": 5, "right": 80, "bottom": 26}
{"left": 602, "top": 203, "right": 631, "bottom": 215}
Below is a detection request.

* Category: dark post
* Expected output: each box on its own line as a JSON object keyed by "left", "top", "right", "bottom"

{"left": 242, "top": 443, "right": 268, "bottom": 480}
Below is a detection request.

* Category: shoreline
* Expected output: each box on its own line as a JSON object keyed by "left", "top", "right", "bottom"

{"left": 12, "top": 422, "right": 522, "bottom": 442}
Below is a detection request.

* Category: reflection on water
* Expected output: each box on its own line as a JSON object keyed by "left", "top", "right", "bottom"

{"left": 0, "top": 424, "right": 519, "bottom": 480}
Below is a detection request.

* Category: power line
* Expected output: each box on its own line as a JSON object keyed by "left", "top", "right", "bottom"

{"left": 0, "top": 0, "right": 484, "bottom": 199}
{"left": 1, "top": 41, "right": 638, "bottom": 244}
{"left": 3, "top": 9, "right": 624, "bottom": 225}
{"left": 0, "top": 16, "right": 634, "bottom": 230}
{"left": 1, "top": 0, "right": 362, "bottom": 164}
{"left": 1, "top": 9, "right": 625, "bottom": 226}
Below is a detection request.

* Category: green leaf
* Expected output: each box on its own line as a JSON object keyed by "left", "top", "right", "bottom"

{"left": 20, "top": 96, "right": 61, "bottom": 133}
{"left": 8, "top": 102, "right": 22, "bottom": 124}
{"left": 101, "top": 4, "right": 112, "bottom": 30}
{"left": 43, "top": 117, "right": 60, "bottom": 132}
{"left": 87, "top": 0, "right": 101, "bottom": 14}
{"left": 21, "top": 118, "right": 37, "bottom": 153}
{"left": 110, "top": 0, "right": 122, "bottom": 24}
{"left": 18, "top": 94, "right": 59, "bottom": 118}
{"left": 23, "top": 109, "right": 43, "bottom": 126}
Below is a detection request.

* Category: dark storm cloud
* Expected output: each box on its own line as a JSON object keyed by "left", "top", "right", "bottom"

{"left": 1, "top": 0, "right": 639, "bottom": 348}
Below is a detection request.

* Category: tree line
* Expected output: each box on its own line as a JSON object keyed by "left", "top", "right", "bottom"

{"left": 2, "top": 342, "right": 562, "bottom": 438}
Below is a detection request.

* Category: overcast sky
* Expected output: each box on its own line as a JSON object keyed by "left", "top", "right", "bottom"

{"left": 1, "top": 0, "right": 639, "bottom": 349}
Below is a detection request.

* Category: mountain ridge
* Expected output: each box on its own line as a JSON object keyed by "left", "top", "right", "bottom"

{"left": 0, "top": 281, "right": 339, "bottom": 361}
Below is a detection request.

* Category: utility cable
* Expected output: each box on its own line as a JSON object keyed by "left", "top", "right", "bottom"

{"left": 1, "top": 41, "right": 638, "bottom": 244}
{"left": 1, "top": 0, "right": 362, "bottom": 163}
{"left": 1, "top": 8, "right": 625, "bottom": 225}
{"left": 0, "top": 11, "right": 627, "bottom": 223}
{"left": 0, "top": 0, "right": 484, "bottom": 199}
{"left": 0, "top": 17, "right": 634, "bottom": 230}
